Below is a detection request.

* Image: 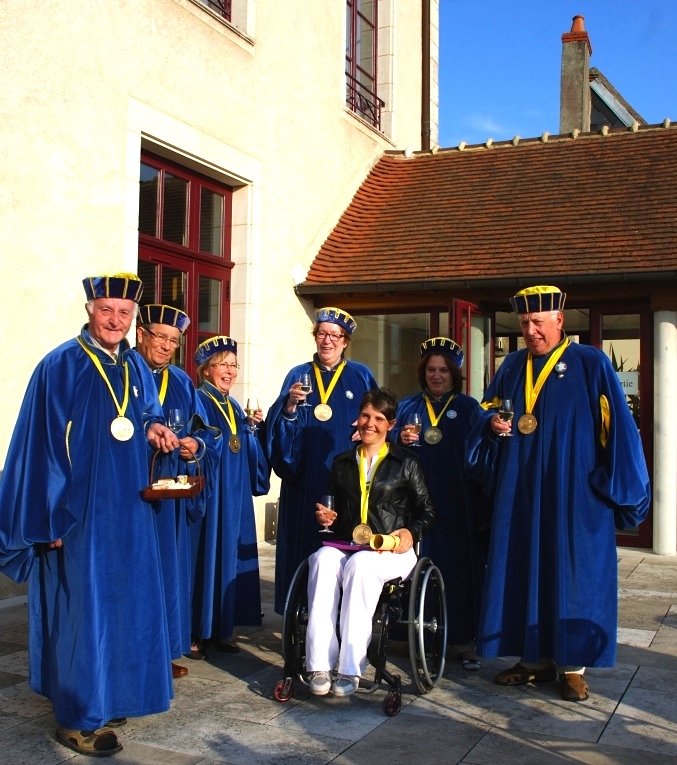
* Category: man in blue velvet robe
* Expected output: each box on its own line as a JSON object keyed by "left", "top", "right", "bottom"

{"left": 135, "top": 304, "right": 222, "bottom": 677}
{"left": 0, "top": 274, "right": 181, "bottom": 757}
{"left": 266, "top": 307, "right": 377, "bottom": 613}
{"left": 466, "top": 286, "right": 650, "bottom": 702}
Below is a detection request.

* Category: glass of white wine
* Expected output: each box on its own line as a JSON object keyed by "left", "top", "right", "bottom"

{"left": 167, "top": 408, "right": 185, "bottom": 435}
{"left": 404, "top": 412, "right": 422, "bottom": 446}
{"left": 319, "top": 494, "right": 334, "bottom": 534}
{"left": 245, "top": 398, "right": 259, "bottom": 433}
{"left": 497, "top": 399, "right": 514, "bottom": 436}
{"left": 298, "top": 373, "right": 313, "bottom": 407}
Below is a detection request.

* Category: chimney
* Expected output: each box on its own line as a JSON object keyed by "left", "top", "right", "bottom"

{"left": 559, "top": 15, "right": 592, "bottom": 133}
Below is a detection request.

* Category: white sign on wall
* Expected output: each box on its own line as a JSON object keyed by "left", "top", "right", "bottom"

{"left": 616, "top": 371, "right": 639, "bottom": 395}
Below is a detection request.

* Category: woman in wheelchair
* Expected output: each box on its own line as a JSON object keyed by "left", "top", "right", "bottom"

{"left": 306, "top": 387, "right": 436, "bottom": 697}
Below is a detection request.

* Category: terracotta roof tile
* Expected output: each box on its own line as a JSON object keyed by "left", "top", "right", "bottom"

{"left": 301, "top": 124, "right": 677, "bottom": 291}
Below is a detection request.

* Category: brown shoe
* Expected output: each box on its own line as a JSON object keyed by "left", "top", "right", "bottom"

{"left": 495, "top": 662, "right": 557, "bottom": 686}
{"left": 559, "top": 673, "right": 589, "bottom": 701}
{"left": 172, "top": 662, "right": 188, "bottom": 679}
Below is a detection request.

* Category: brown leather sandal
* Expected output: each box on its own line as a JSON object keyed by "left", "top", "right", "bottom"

{"left": 55, "top": 726, "right": 122, "bottom": 757}
{"left": 494, "top": 662, "right": 557, "bottom": 686}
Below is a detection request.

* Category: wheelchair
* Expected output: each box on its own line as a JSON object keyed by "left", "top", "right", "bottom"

{"left": 272, "top": 553, "right": 447, "bottom": 716}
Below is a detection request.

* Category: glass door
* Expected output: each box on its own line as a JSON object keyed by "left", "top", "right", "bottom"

{"left": 454, "top": 300, "right": 492, "bottom": 401}
{"left": 138, "top": 253, "right": 230, "bottom": 381}
{"left": 590, "top": 305, "right": 653, "bottom": 548}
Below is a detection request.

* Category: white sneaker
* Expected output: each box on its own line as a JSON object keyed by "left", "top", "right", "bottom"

{"left": 309, "top": 671, "right": 332, "bottom": 696}
{"left": 332, "top": 674, "right": 359, "bottom": 697}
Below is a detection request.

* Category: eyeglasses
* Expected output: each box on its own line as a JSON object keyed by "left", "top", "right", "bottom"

{"left": 209, "top": 361, "right": 239, "bottom": 371}
{"left": 142, "top": 327, "right": 182, "bottom": 349}
{"left": 316, "top": 331, "right": 345, "bottom": 343}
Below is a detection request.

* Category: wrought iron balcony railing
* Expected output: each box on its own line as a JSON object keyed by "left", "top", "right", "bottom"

{"left": 346, "top": 73, "right": 384, "bottom": 130}
{"left": 197, "top": 0, "right": 231, "bottom": 20}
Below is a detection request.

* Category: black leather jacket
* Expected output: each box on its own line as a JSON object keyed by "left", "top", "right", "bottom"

{"left": 327, "top": 442, "right": 435, "bottom": 543}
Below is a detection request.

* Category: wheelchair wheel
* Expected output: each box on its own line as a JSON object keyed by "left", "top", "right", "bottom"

{"left": 407, "top": 557, "right": 447, "bottom": 694}
{"left": 276, "top": 558, "right": 310, "bottom": 696}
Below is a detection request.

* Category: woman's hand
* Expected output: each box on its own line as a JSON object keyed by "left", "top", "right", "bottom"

{"left": 285, "top": 383, "right": 307, "bottom": 414}
{"left": 315, "top": 502, "right": 337, "bottom": 529}
{"left": 390, "top": 528, "right": 414, "bottom": 553}
{"left": 400, "top": 427, "right": 420, "bottom": 446}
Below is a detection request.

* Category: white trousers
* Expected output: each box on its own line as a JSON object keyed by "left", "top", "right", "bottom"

{"left": 306, "top": 545, "right": 417, "bottom": 677}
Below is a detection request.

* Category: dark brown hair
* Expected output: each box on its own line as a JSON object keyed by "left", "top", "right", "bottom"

{"left": 359, "top": 387, "right": 398, "bottom": 422}
{"left": 416, "top": 352, "right": 463, "bottom": 395}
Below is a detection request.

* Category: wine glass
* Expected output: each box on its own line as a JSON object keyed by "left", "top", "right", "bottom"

{"left": 167, "top": 408, "right": 185, "bottom": 434}
{"left": 404, "top": 412, "right": 422, "bottom": 446}
{"left": 245, "top": 398, "right": 259, "bottom": 433}
{"left": 319, "top": 495, "right": 334, "bottom": 534}
{"left": 497, "top": 399, "right": 514, "bottom": 437}
{"left": 298, "top": 373, "right": 313, "bottom": 407}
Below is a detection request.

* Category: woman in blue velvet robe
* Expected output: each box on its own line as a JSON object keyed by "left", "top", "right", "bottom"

{"left": 266, "top": 308, "right": 377, "bottom": 613}
{"left": 393, "top": 338, "right": 489, "bottom": 668}
{"left": 466, "top": 289, "right": 650, "bottom": 679}
{"left": 0, "top": 324, "right": 175, "bottom": 733}
{"left": 190, "top": 336, "right": 269, "bottom": 652}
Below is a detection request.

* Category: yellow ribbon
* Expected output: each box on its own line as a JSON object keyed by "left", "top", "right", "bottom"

{"left": 158, "top": 368, "right": 170, "bottom": 405}
{"left": 524, "top": 338, "right": 571, "bottom": 414}
{"left": 313, "top": 360, "right": 346, "bottom": 405}
{"left": 423, "top": 392, "right": 456, "bottom": 427}
{"left": 358, "top": 443, "right": 389, "bottom": 524}
{"left": 77, "top": 337, "right": 130, "bottom": 418}
{"left": 599, "top": 394, "right": 610, "bottom": 447}
{"left": 204, "top": 390, "right": 237, "bottom": 436}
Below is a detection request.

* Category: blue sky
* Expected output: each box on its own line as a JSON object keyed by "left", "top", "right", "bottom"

{"left": 438, "top": 1, "right": 677, "bottom": 148}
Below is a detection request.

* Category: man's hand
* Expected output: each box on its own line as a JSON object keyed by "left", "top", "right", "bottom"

{"left": 147, "top": 423, "right": 180, "bottom": 453}
{"left": 178, "top": 436, "right": 199, "bottom": 460}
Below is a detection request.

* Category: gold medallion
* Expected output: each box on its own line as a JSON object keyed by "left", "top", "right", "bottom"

{"left": 229, "top": 434, "right": 242, "bottom": 453}
{"left": 423, "top": 427, "right": 443, "bottom": 445}
{"left": 314, "top": 403, "right": 333, "bottom": 421}
{"left": 352, "top": 523, "right": 372, "bottom": 545}
{"left": 517, "top": 414, "right": 538, "bottom": 434}
{"left": 110, "top": 416, "right": 134, "bottom": 442}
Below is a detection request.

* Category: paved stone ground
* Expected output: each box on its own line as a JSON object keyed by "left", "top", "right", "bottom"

{"left": 1, "top": 544, "right": 676, "bottom": 765}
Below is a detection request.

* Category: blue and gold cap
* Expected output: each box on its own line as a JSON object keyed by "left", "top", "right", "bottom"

{"left": 509, "top": 286, "right": 566, "bottom": 314}
{"left": 314, "top": 306, "right": 357, "bottom": 336}
{"left": 83, "top": 273, "right": 143, "bottom": 303}
{"left": 194, "top": 335, "right": 238, "bottom": 367}
{"left": 138, "top": 304, "right": 190, "bottom": 334}
{"left": 420, "top": 337, "right": 464, "bottom": 369}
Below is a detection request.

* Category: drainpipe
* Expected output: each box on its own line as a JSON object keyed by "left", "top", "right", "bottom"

{"left": 421, "top": 0, "right": 431, "bottom": 151}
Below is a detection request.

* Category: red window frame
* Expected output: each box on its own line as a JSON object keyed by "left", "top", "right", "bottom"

{"left": 138, "top": 151, "right": 233, "bottom": 380}
{"left": 345, "top": 0, "right": 383, "bottom": 128}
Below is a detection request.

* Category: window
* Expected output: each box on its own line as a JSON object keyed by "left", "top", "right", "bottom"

{"left": 345, "top": 0, "right": 384, "bottom": 129}
{"left": 196, "top": 0, "right": 231, "bottom": 21}
{"left": 138, "top": 152, "right": 233, "bottom": 378}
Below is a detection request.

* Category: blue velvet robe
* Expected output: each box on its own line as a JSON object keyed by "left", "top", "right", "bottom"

{"left": 394, "top": 391, "right": 489, "bottom": 648}
{"left": 140, "top": 358, "right": 222, "bottom": 659}
{"left": 191, "top": 382, "right": 270, "bottom": 641}
{"left": 0, "top": 329, "right": 173, "bottom": 729}
{"left": 266, "top": 356, "right": 377, "bottom": 613}
{"left": 466, "top": 341, "right": 650, "bottom": 667}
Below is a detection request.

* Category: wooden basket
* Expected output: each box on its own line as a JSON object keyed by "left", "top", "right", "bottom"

{"left": 141, "top": 448, "right": 205, "bottom": 500}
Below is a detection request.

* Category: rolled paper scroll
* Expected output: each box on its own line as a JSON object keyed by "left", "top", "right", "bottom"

{"left": 369, "top": 533, "right": 400, "bottom": 551}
